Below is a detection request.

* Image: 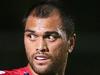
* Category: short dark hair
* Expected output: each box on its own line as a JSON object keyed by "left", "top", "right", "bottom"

{"left": 23, "top": 0, "right": 75, "bottom": 37}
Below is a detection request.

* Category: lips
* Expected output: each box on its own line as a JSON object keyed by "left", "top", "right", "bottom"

{"left": 35, "top": 56, "right": 48, "bottom": 60}
{"left": 34, "top": 54, "right": 49, "bottom": 60}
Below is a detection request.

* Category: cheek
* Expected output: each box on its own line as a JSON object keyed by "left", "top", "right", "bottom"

{"left": 48, "top": 41, "right": 69, "bottom": 64}
{"left": 48, "top": 40, "right": 68, "bottom": 57}
{"left": 24, "top": 37, "right": 36, "bottom": 58}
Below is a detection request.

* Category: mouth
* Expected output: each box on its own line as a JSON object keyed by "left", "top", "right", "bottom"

{"left": 35, "top": 56, "right": 48, "bottom": 60}
{"left": 33, "top": 54, "right": 50, "bottom": 64}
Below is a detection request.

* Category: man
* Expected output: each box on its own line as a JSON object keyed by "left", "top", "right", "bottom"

{"left": 0, "top": 1, "right": 76, "bottom": 75}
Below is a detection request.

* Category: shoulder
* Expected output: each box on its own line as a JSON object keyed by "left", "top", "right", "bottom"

{"left": 0, "top": 66, "right": 30, "bottom": 75}
{"left": 0, "top": 70, "right": 6, "bottom": 75}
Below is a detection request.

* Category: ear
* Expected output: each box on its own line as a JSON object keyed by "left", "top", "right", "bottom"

{"left": 67, "top": 33, "right": 76, "bottom": 53}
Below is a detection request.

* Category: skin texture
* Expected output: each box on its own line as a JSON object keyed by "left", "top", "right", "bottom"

{"left": 24, "top": 11, "right": 75, "bottom": 75}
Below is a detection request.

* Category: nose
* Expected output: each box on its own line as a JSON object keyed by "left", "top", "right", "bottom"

{"left": 36, "top": 37, "right": 48, "bottom": 53}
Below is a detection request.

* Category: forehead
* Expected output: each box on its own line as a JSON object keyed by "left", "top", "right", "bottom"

{"left": 25, "top": 13, "right": 62, "bottom": 30}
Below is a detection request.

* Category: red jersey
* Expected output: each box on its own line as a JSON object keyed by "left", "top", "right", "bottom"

{"left": 0, "top": 65, "right": 33, "bottom": 75}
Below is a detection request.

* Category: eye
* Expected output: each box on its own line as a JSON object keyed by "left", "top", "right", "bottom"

{"left": 26, "top": 33, "right": 37, "bottom": 41}
{"left": 46, "top": 34, "right": 60, "bottom": 42}
{"left": 48, "top": 35, "right": 56, "bottom": 42}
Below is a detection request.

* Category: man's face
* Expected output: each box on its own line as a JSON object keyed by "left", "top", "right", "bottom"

{"left": 24, "top": 13, "right": 71, "bottom": 74}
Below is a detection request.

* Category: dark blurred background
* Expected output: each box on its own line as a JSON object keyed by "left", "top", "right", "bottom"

{"left": 0, "top": 0, "right": 99, "bottom": 75}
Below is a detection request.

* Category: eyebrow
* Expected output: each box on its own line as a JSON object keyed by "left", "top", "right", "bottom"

{"left": 24, "top": 29, "right": 60, "bottom": 36}
{"left": 25, "top": 29, "right": 35, "bottom": 33}
{"left": 45, "top": 31, "right": 60, "bottom": 35}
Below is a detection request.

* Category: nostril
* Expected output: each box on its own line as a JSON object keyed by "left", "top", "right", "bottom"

{"left": 41, "top": 49, "right": 46, "bottom": 52}
{"left": 36, "top": 48, "right": 49, "bottom": 52}
{"left": 36, "top": 49, "right": 39, "bottom": 51}
{"left": 36, "top": 49, "right": 46, "bottom": 52}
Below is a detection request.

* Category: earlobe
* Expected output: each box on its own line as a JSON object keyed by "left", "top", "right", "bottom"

{"left": 68, "top": 33, "right": 76, "bottom": 53}
{"left": 68, "top": 47, "right": 73, "bottom": 53}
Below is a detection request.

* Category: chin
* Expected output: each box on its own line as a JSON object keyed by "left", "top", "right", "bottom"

{"left": 31, "top": 62, "right": 57, "bottom": 75}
